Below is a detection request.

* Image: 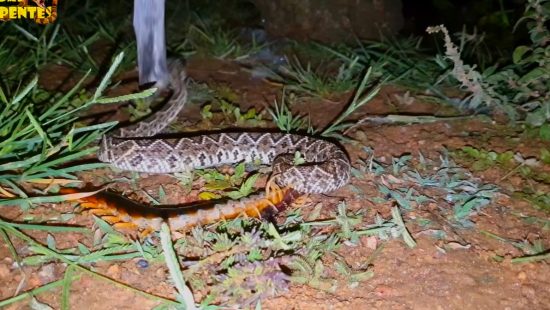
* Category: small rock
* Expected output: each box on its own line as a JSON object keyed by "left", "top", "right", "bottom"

{"left": 136, "top": 259, "right": 149, "bottom": 269}
{"left": 155, "top": 267, "right": 166, "bottom": 278}
{"left": 462, "top": 274, "right": 477, "bottom": 286}
{"left": 517, "top": 271, "right": 527, "bottom": 281}
{"left": 362, "top": 236, "right": 378, "bottom": 250}
{"left": 28, "top": 274, "right": 42, "bottom": 287}
{"left": 106, "top": 264, "right": 121, "bottom": 278}
{"left": 38, "top": 264, "right": 56, "bottom": 283}
{"left": 30, "top": 297, "right": 54, "bottom": 310}
{"left": 0, "top": 264, "right": 10, "bottom": 279}
{"left": 445, "top": 241, "right": 471, "bottom": 250}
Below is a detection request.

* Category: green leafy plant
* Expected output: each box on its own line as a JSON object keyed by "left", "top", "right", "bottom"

{"left": 199, "top": 97, "right": 265, "bottom": 128}
{"left": 428, "top": 0, "right": 550, "bottom": 136}
{"left": 324, "top": 36, "right": 445, "bottom": 92}
{"left": 0, "top": 24, "right": 46, "bottom": 88}
{"left": 0, "top": 217, "right": 179, "bottom": 309}
{"left": 517, "top": 192, "right": 550, "bottom": 212}
{"left": 196, "top": 163, "right": 260, "bottom": 200}
{"left": 268, "top": 67, "right": 381, "bottom": 140}
{"left": 181, "top": 24, "right": 266, "bottom": 60}
{"left": 0, "top": 52, "right": 155, "bottom": 208}
{"left": 275, "top": 56, "right": 363, "bottom": 99}
{"left": 480, "top": 230, "right": 549, "bottom": 263}
{"left": 453, "top": 146, "right": 515, "bottom": 170}
{"left": 268, "top": 90, "right": 314, "bottom": 134}
{"left": 218, "top": 98, "right": 263, "bottom": 126}
{"left": 358, "top": 151, "right": 500, "bottom": 228}
{"left": 452, "top": 146, "right": 550, "bottom": 184}
{"left": 427, "top": 25, "right": 511, "bottom": 114}
{"left": 321, "top": 67, "right": 381, "bottom": 139}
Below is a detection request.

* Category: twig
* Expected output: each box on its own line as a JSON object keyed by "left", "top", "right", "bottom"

{"left": 343, "top": 114, "right": 488, "bottom": 134}
{"left": 511, "top": 252, "right": 550, "bottom": 264}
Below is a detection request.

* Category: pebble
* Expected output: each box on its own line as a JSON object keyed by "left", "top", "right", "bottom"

{"left": 155, "top": 267, "right": 166, "bottom": 278}
{"left": 28, "top": 274, "right": 42, "bottom": 287}
{"left": 0, "top": 264, "right": 10, "bottom": 279}
{"left": 106, "top": 264, "right": 121, "bottom": 278}
{"left": 517, "top": 271, "right": 527, "bottom": 281}
{"left": 462, "top": 274, "right": 477, "bottom": 286}
{"left": 362, "top": 236, "right": 378, "bottom": 250}
{"left": 38, "top": 264, "right": 56, "bottom": 283}
{"left": 136, "top": 259, "right": 149, "bottom": 269}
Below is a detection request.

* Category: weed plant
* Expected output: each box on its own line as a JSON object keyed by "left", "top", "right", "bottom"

{"left": 275, "top": 56, "right": 363, "bottom": 99}
{"left": 428, "top": 0, "right": 550, "bottom": 138}
{"left": 321, "top": 36, "right": 446, "bottom": 93}
{"left": 0, "top": 52, "right": 154, "bottom": 208}
{"left": 177, "top": 23, "right": 267, "bottom": 61}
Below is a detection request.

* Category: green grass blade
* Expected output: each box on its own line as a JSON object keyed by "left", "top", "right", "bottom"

{"left": 93, "top": 51, "right": 124, "bottom": 101}
{"left": 160, "top": 222, "right": 196, "bottom": 309}
{"left": 11, "top": 76, "right": 37, "bottom": 107}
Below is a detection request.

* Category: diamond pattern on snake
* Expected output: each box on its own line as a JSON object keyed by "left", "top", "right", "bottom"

{"left": 98, "top": 59, "right": 351, "bottom": 195}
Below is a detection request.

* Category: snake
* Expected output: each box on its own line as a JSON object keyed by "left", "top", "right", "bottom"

{"left": 97, "top": 59, "right": 351, "bottom": 195}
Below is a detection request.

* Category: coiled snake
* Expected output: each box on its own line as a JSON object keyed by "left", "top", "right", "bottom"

{"left": 97, "top": 60, "right": 351, "bottom": 195}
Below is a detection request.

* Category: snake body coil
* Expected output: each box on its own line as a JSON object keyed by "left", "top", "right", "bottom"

{"left": 98, "top": 60, "right": 351, "bottom": 194}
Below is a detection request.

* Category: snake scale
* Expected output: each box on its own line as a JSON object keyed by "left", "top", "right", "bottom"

{"left": 97, "top": 59, "right": 351, "bottom": 195}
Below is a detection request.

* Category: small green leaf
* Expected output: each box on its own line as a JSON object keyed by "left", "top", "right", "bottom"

{"left": 518, "top": 67, "right": 546, "bottom": 84}
{"left": 293, "top": 151, "right": 306, "bottom": 165}
{"left": 233, "top": 163, "right": 245, "bottom": 179}
{"left": 26, "top": 108, "right": 52, "bottom": 148}
{"left": 239, "top": 173, "right": 259, "bottom": 196}
{"left": 201, "top": 104, "right": 213, "bottom": 120}
{"left": 46, "top": 234, "right": 56, "bottom": 250}
{"left": 462, "top": 146, "right": 480, "bottom": 158}
{"left": 93, "top": 216, "right": 118, "bottom": 235}
{"left": 540, "top": 149, "right": 550, "bottom": 164}
{"left": 158, "top": 185, "right": 166, "bottom": 203}
{"left": 512, "top": 45, "right": 531, "bottom": 64}
{"left": 204, "top": 180, "right": 232, "bottom": 191}
{"left": 93, "top": 52, "right": 125, "bottom": 100}
{"left": 350, "top": 270, "right": 375, "bottom": 282}
{"left": 198, "top": 191, "right": 222, "bottom": 200}
{"left": 525, "top": 111, "right": 546, "bottom": 127}
{"left": 539, "top": 124, "right": 550, "bottom": 141}
{"left": 77, "top": 243, "right": 91, "bottom": 255}
{"left": 226, "top": 191, "right": 244, "bottom": 200}
{"left": 96, "top": 88, "right": 156, "bottom": 104}
{"left": 243, "top": 108, "right": 257, "bottom": 120}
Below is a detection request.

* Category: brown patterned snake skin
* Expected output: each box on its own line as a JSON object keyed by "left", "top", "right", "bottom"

{"left": 97, "top": 60, "right": 351, "bottom": 194}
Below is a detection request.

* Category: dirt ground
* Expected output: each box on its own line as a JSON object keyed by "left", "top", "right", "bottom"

{"left": 1, "top": 56, "right": 549, "bottom": 309}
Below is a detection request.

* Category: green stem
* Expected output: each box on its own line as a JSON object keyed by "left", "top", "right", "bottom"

{"left": 511, "top": 252, "right": 550, "bottom": 264}
{"left": 0, "top": 219, "right": 179, "bottom": 307}
{"left": 0, "top": 278, "right": 78, "bottom": 308}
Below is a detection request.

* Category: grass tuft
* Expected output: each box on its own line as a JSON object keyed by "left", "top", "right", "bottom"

{"left": 0, "top": 52, "right": 153, "bottom": 208}
{"left": 275, "top": 56, "right": 363, "bottom": 99}
{"left": 427, "top": 0, "right": 550, "bottom": 135}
